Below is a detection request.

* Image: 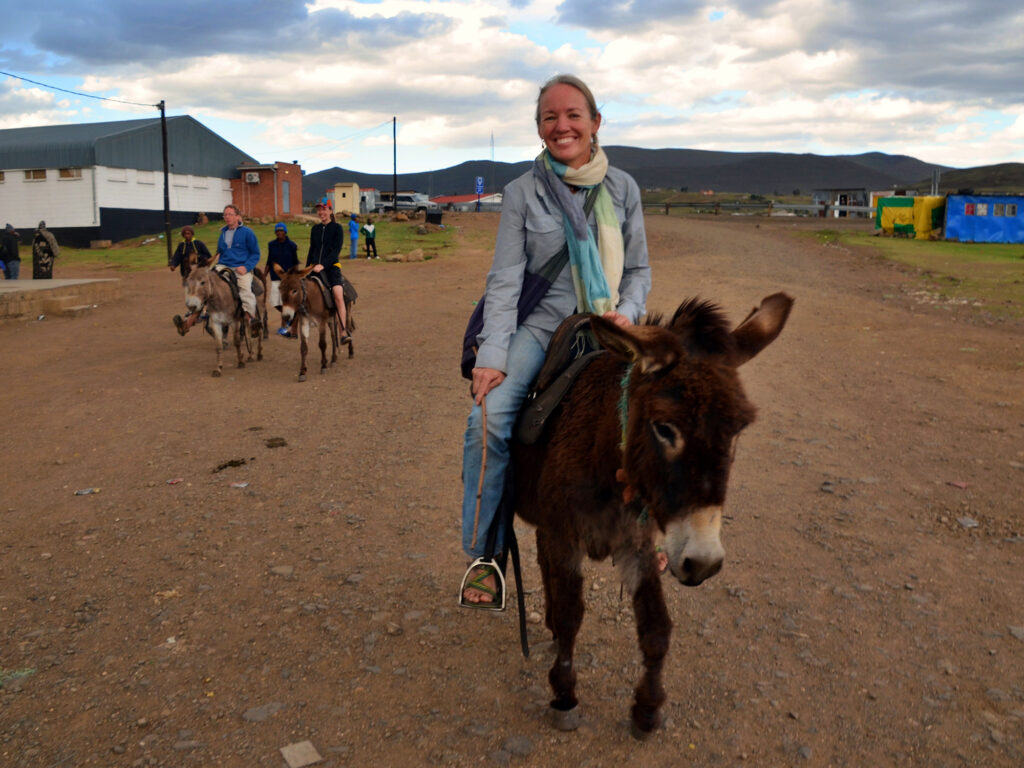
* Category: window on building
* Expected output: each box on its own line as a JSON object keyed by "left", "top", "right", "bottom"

{"left": 0, "top": 171, "right": 5, "bottom": 183}
{"left": 1007, "top": 204, "right": 1018, "bottom": 217}
{"left": 137, "top": 170, "right": 155, "bottom": 185}
{"left": 24, "top": 169, "right": 46, "bottom": 181}
{"left": 976, "top": 203, "right": 988, "bottom": 216}
{"left": 993, "top": 204, "right": 1005, "bottom": 217}
{"left": 964, "top": 203, "right": 975, "bottom": 215}
{"left": 108, "top": 168, "right": 127, "bottom": 183}
{"left": 59, "top": 167, "right": 82, "bottom": 179}
{"left": 191, "top": 175, "right": 208, "bottom": 189}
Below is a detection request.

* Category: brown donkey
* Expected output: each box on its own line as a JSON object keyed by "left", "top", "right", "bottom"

{"left": 273, "top": 265, "right": 355, "bottom": 381}
{"left": 513, "top": 293, "right": 793, "bottom": 737}
{"left": 182, "top": 257, "right": 264, "bottom": 376}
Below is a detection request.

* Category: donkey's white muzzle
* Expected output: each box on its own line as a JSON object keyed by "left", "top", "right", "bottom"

{"left": 664, "top": 506, "right": 725, "bottom": 586}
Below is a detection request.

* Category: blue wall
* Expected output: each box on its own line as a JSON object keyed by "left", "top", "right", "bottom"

{"left": 945, "top": 195, "right": 1024, "bottom": 243}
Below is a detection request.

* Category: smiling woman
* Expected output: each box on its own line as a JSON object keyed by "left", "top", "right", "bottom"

{"left": 458, "top": 73, "right": 652, "bottom": 609}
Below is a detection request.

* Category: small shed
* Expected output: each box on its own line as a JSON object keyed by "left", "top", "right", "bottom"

{"left": 812, "top": 188, "right": 869, "bottom": 217}
{"left": 330, "top": 182, "right": 360, "bottom": 215}
{"left": 944, "top": 194, "right": 1024, "bottom": 243}
{"left": 875, "top": 196, "right": 945, "bottom": 239}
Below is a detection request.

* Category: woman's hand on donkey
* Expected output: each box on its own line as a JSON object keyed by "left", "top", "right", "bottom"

{"left": 601, "top": 310, "right": 631, "bottom": 328}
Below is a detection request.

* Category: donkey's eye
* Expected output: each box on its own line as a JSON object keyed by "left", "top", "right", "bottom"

{"left": 652, "top": 422, "right": 684, "bottom": 455}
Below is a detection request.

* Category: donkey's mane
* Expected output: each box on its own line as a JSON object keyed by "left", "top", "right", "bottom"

{"left": 663, "top": 297, "right": 736, "bottom": 358}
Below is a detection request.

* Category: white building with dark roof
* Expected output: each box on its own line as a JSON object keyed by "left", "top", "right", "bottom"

{"left": 0, "top": 116, "right": 257, "bottom": 246}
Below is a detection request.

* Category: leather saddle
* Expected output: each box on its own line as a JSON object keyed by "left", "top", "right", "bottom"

{"left": 515, "top": 314, "right": 605, "bottom": 445}
{"left": 307, "top": 272, "right": 336, "bottom": 312}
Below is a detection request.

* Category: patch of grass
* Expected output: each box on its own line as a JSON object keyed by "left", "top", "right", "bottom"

{"left": 57, "top": 217, "right": 455, "bottom": 271}
{"left": 0, "top": 667, "right": 36, "bottom": 688}
{"left": 829, "top": 230, "right": 1024, "bottom": 320}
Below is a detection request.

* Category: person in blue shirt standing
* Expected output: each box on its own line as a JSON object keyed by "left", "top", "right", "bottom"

{"left": 348, "top": 212, "right": 360, "bottom": 260}
{"left": 265, "top": 222, "right": 299, "bottom": 336}
{"left": 1, "top": 224, "right": 20, "bottom": 280}
{"left": 215, "top": 204, "right": 262, "bottom": 334}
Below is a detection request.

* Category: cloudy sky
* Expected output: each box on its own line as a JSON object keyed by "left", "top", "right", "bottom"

{"left": 0, "top": 0, "right": 1021, "bottom": 177}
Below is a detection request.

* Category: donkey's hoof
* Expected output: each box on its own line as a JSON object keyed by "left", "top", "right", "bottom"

{"left": 549, "top": 704, "right": 580, "bottom": 732}
{"left": 320, "top": 367, "right": 328, "bottom": 375}
{"left": 629, "top": 711, "right": 663, "bottom": 741}
{"left": 211, "top": 369, "right": 222, "bottom": 378}
{"left": 298, "top": 374, "right": 306, "bottom": 382}
{"left": 237, "top": 362, "right": 245, "bottom": 369}
{"left": 257, "top": 353, "right": 263, "bottom": 361}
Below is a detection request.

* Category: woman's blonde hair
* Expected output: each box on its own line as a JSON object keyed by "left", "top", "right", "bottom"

{"left": 535, "top": 74, "right": 600, "bottom": 126}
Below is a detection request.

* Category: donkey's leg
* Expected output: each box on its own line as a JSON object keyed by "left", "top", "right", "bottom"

{"left": 328, "top": 317, "right": 338, "bottom": 366}
{"left": 211, "top": 322, "right": 225, "bottom": 377}
{"left": 319, "top": 322, "right": 329, "bottom": 374}
{"left": 626, "top": 549, "right": 672, "bottom": 738}
{"left": 298, "top": 318, "right": 310, "bottom": 381}
{"left": 345, "top": 301, "right": 354, "bottom": 358}
{"left": 537, "top": 529, "right": 585, "bottom": 728}
{"left": 234, "top": 322, "right": 246, "bottom": 368}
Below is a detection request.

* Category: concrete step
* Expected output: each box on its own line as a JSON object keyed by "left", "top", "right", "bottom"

{"left": 0, "top": 279, "right": 122, "bottom": 320}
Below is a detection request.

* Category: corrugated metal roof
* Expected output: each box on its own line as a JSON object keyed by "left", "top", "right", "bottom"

{"left": 0, "top": 116, "right": 256, "bottom": 177}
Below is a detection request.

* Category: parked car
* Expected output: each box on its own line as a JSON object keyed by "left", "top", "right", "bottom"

{"left": 377, "top": 193, "right": 440, "bottom": 213}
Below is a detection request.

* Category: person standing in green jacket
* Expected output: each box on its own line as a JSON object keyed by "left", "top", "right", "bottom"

{"left": 360, "top": 217, "right": 378, "bottom": 259}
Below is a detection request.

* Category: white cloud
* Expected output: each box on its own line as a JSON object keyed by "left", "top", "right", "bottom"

{"left": 0, "top": 1, "right": 1021, "bottom": 172}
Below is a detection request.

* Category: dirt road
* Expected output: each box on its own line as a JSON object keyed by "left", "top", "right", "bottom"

{"left": 1, "top": 212, "right": 1022, "bottom": 767}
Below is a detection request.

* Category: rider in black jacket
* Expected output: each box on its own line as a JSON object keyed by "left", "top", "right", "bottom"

{"left": 305, "top": 204, "right": 349, "bottom": 341}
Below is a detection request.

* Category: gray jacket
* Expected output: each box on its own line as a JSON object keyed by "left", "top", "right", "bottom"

{"left": 475, "top": 165, "right": 651, "bottom": 373}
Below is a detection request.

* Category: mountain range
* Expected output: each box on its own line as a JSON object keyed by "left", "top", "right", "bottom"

{"left": 301, "top": 147, "right": 994, "bottom": 200}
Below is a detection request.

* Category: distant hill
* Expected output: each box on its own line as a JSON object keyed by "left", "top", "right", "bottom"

{"left": 300, "top": 147, "right": 977, "bottom": 201}
{"left": 908, "top": 162, "right": 1024, "bottom": 194}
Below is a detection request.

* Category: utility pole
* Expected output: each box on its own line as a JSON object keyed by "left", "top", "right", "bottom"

{"left": 392, "top": 117, "right": 397, "bottom": 210}
{"left": 159, "top": 100, "right": 172, "bottom": 266}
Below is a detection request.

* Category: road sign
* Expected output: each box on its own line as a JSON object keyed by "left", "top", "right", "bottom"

{"left": 475, "top": 176, "right": 484, "bottom": 195}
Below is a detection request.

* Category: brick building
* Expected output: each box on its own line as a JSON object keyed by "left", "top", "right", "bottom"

{"left": 231, "top": 162, "right": 303, "bottom": 221}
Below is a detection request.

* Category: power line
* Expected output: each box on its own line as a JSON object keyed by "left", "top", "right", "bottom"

{"left": 0, "top": 70, "right": 158, "bottom": 108}
{"left": 293, "top": 119, "right": 395, "bottom": 160}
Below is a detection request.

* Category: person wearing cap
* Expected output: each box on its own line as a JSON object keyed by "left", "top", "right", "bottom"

{"left": 1, "top": 224, "right": 21, "bottom": 280}
{"left": 170, "top": 224, "right": 214, "bottom": 335}
{"left": 169, "top": 225, "right": 212, "bottom": 283}
{"left": 348, "top": 212, "right": 360, "bottom": 260}
{"left": 306, "top": 203, "right": 350, "bottom": 342}
{"left": 265, "top": 221, "right": 299, "bottom": 336}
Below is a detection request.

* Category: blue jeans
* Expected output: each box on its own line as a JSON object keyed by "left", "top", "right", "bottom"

{"left": 461, "top": 326, "right": 547, "bottom": 559}
{"left": 5, "top": 260, "right": 18, "bottom": 280}
{"left": 349, "top": 239, "right": 358, "bottom": 259}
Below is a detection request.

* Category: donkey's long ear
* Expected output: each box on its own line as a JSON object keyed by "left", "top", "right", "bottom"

{"left": 298, "top": 265, "right": 316, "bottom": 278}
{"left": 729, "top": 292, "right": 794, "bottom": 366}
{"left": 207, "top": 254, "right": 220, "bottom": 268}
{"left": 272, "top": 262, "right": 285, "bottom": 277}
{"left": 591, "top": 315, "right": 679, "bottom": 375}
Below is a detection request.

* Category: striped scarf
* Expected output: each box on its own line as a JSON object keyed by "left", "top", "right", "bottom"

{"left": 533, "top": 147, "right": 623, "bottom": 315}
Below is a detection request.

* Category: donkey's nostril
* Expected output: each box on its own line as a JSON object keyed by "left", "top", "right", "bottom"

{"left": 679, "top": 557, "right": 723, "bottom": 586}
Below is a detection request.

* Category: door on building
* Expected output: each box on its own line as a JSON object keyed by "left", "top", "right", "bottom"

{"left": 282, "top": 181, "right": 290, "bottom": 214}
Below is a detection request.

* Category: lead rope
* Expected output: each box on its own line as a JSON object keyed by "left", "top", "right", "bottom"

{"left": 470, "top": 396, "right": 487, "bottom": 548}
